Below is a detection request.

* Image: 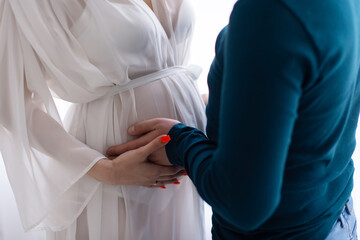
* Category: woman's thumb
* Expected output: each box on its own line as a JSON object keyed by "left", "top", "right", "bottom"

{"left": 139, "top": 135, "right": 171, "bottom": 156}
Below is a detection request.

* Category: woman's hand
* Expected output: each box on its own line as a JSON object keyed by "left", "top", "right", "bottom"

{"left": 88, "top": 135, "right": 184, "bottom": 187}
{"left": 106, "top": 118, "right": 179, "bottom": 166}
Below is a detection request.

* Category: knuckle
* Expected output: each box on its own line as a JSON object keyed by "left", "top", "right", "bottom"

{"left": 169, "top": 167, "right": 178, "bottom": 174}
{"left": 152, "top": 168, "right": 162, "bottom": 178}
{"left": 145, "top": 168, "right": 158, "bottom": 180}
{"left": 161, "top": 168, "right": 173, "bottom": 176}
{"left": 137, "top": 146, "right": 148, "bottom": 155}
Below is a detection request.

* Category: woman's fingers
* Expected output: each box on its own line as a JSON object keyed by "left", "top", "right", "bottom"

{"left": 156, "top": 164, "right": 184, "bottom": 177}
{"left": 108, "top": 135, "right": 177, "bottom": 185}
{"left": 156, "top": 169, "right": 186, "bottom": 180}
{"left": 107, "top": 118, "right": 180, "bottom": 157}
{"left": 136, "top": 135, "right": 171, "bottom": 158}
{"left": 145, "top": 168, "right": 187, "bottom": 188}
{"left": 145, "top": 178, "right": 185, "bottom": 188}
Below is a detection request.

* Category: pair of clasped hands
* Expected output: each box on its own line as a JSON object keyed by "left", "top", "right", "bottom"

{"left": 89, "top": 118, "right": 185, "bottom": 189}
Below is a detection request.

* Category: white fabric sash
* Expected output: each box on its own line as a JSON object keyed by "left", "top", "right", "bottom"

{"left": 105, "top": 65, "right": 202, "bottom": 97}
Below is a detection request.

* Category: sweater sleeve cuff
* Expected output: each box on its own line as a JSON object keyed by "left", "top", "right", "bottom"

{"left": 166, "top": 123, "right": 210, "bottom": 167}
{"left": 166, "top": 123, "right": 187, "bottom": 166}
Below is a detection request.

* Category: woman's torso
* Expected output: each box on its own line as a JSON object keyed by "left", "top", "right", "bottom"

{"left": 60, "top": 1, "right": 207, "bottom": 239}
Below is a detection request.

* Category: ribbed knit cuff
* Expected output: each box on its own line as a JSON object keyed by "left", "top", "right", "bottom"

{"left": 166, "top": 123, "right": 187, "bottom": 166}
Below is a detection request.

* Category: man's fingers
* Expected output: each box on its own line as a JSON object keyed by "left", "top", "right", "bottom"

{"left": 106, "top": 131, "right": 159, "bottom": 156}
{"left": 128, "top": 118, "right": 161, "bottom": 136}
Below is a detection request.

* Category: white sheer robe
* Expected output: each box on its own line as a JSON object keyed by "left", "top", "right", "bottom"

{"left": 0, "top": 0, "right": 206, "bottom": 239}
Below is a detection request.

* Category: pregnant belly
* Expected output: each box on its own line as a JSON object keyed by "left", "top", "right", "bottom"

{"left": 64, "top": 72, "right": 206, "bottom": 154}
{"left": 132, "top": 72, "right": 206, "bottom": 130}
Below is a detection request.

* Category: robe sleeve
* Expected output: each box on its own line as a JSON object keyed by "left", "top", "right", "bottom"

{"left": 0, "top": 0, "right": 107, "bottom": 231}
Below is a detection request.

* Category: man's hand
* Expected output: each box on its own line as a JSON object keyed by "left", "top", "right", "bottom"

{"left": 106, "top": 118, "right": 180, "bottom": 166}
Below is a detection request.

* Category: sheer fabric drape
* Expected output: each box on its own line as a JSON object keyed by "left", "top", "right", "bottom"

{"left": 0, "top": 0, "right": 109, "bottom": 231}
{"left": 0, "top": 0, "right": 206, "bottom": 239}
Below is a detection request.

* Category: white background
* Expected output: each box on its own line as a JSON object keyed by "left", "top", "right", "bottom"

{"left": 0, "top": 1, "right": 359, "bottom": 239}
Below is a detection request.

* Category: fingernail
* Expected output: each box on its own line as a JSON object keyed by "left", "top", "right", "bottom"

{"left": 129, "top": 126, "right": 135, "bottom": 134}
{"left": 183, "top": 173, "right": 188, "bottom": 176}
{"left": 173, "top": 181, "right": 180, "bottom": 185}
{"left": 160, "top": 186, "right": 166, "bottom": 189}
{"left": 161, "top": 135, "right": 171, "bottom": 143}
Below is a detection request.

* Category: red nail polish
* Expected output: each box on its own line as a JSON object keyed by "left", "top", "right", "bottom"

{"left": 160, "top": 186, "right": 166, "bottom": 189}
{"left": 173, "top": 181, "right": 180, "bottom": 185}
{"left": 183, "top": 174, "right": 188, "bottom": 176}
{"left": 161, "top": 135, "right": 171, "bottom": 143}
